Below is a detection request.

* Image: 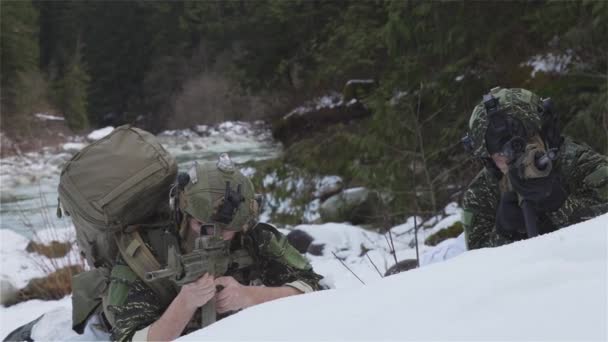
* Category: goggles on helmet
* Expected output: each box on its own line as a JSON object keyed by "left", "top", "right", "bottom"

{"left": 482, "top": 93, "right": 527, "bottom": 162}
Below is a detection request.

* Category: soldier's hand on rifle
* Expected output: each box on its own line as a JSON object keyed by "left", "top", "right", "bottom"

{"left": 507, "top": 165, "right": 567, "bottom": 212}
{"left": 214, "top": 276, "right": 252, "bottom": 314}
{"left": 496, "top": 191, "right": 527, "bottom": 239}
{"left": 177, "top": 273, "right": 216, "bottom": 310}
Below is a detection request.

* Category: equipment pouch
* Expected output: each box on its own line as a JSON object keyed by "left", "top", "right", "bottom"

{"left": 102, "top": 264, "right": 138, "bottom": 327}
{"left": 71, "top": 267, "right": 110, "bottom": 334}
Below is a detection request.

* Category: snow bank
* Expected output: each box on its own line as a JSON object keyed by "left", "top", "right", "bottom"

{"left": 3, "top": 214, "right": 605, "bottom": 341}
{"left": 181, "top": 213, "right": 608, "bottom": 341}
{"left": 0, "top": 297, "right": 72, "bottom": 340}
{"left": 0, "top": 227, "right": 80, "bottom": 288}
{"left": 295, "top": 206, "right": 464, "bottom": 289}
{"left": 86, "top": 127, "right": 114, "bottom": 141}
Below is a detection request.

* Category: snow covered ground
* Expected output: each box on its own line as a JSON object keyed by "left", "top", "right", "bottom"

{"left": 183, "top": 213, "right": 608, "bottom": 341}
{"left": 291, "top": 204, "right": 466, "bottom": 289}
{"left": 0, "top": 203, "right": 465, "bottom": 340}
{"left": 0, "top": 227, "right": 80, "bottom": 289}
{"left": 2, "top": 212, "right": 605, "bottom": 341}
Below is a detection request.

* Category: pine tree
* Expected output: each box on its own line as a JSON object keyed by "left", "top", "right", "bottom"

{"left": 53, "top": 44, "right": 90, "bottom": 131}
{"left": 0, "top": 0, "right": 41, "bottom": 132}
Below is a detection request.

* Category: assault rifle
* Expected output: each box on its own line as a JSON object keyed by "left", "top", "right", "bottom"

{"left": 145, "top": 233, "right": 231, "bottom": 328}
{"left": 502, "top": 138, "right": 558, "bottom": 238}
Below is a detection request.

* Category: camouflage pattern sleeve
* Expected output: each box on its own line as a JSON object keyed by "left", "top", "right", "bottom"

{"left": 247, "top": 223, "right": 324, "bottom": 291}
{"left": 108, "top": 279, "right": 164, "bottom": 342}
{"left": 547, "top": 138, "right": 608, "bottom": 226}
{"left": 462, "top": 169, "right": 513, "bottom": 250}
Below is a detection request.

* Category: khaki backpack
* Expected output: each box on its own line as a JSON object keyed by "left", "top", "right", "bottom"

{"left": 58, "top": 125, "right": 177, "bottom": 268}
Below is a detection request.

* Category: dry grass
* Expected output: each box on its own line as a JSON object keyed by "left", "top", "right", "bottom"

{"left": 8, "top": 187, "right": 87, "bottom": 305}
{"left": 26, "top": 240, "right": 72, "bottom": 259}
{"left": 15, "top": 265, "right": 84, "bottom": 303}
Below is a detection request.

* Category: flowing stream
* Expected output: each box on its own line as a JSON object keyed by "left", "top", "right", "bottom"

{"left": 0, "top": 122, "right": 281, "bottom": 237}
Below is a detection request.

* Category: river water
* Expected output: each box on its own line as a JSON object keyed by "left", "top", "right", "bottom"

{"left": 0, "top": 122, "right": 281, "bottom": 237}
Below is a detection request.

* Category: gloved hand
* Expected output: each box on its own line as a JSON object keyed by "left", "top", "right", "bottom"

{"left": 495, "top": 191, "right": 527, "bottom": 239}
{"left": 507, "top": 166, "right": 567, "bottom": 213}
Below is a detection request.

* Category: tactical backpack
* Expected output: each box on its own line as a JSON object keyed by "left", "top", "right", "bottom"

{"left": 58, "top": 125, "right": 178, "bottom": 269}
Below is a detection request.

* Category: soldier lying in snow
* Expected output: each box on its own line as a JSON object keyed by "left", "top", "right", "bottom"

{"left": 105, "top": 159, "right": 323, "bottom": 341}
{"left": 6, "top": 154, "right": 323, "bottom": 342}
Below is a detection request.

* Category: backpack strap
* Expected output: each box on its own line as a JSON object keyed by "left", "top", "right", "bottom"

{"left": 114, "top": 229, "right": 177, "bottom": 306}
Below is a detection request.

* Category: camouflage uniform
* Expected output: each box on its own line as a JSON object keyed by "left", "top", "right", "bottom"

{"left": 462, "top": 88, "right": 608, "bottom": 250}
{"left": 108, "top": 223, "right": 324, "bottom": 342}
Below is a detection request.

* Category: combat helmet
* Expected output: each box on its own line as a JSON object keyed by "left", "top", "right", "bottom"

{"left": 463, "top": 87, "right": 546, "bottom": 159}
{"left": 176, "top": 153, "right": 258, "bottom": 232}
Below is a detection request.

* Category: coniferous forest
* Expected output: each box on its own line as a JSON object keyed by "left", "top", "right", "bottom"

{"left": 1, "top": 0, "right": 606, "bottom": 218}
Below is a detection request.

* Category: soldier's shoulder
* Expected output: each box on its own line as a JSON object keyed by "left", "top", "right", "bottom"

{"left": 468, "top": 168, "right": 497, "bottom": 187}
{"left": 558, "top": 137, "right": 607, "bottom": 180}
{"left": 560, "top": 137, "right": 606, "bottom": 164}
{"left": 247, "top": 222, "right": 282, "bottom": 245}
{"left": 247, "top": 222, "right": 312, "bottom": 271}
{"left": 464, "top": 169, "right": 499, "bottom": 203}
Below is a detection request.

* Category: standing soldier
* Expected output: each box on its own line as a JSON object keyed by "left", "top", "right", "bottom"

{"left": 461, "top": 87, "right": 608, "bottom": 250}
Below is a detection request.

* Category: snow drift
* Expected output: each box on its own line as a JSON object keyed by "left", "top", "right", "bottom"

{"left": 180, "top": 214, "right": 607, "bottom": 341}
{"left": 1, "top": 215, "right": 605, "bottom": 341}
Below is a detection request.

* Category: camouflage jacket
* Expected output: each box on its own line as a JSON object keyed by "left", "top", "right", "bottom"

{"left": 108, "top": 223, "right": 323, "bottom": 342}
{"left": 463, "top": 137, "right": 608, "bottom": 250}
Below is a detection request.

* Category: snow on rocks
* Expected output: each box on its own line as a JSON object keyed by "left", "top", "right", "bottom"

{"left": 34, "top": 113, "right": 64, "bottom": 121}
{"left": 420, "top": 232, "right": 466, "bottom": 266}
{"left": 61, "top": 143, "right": 86, "bottom": 153}
{"left": 313, "top": 175, "right": 343, "bottom": 198}
{"left": 181, "top": 213, "right": 608, "bottom": 341}
{"left": 288, "top": 202, "right": 465, "bottom": 287}
{"left": 86, "top": 126, "right": 114, "bottom": 141}
{"left": 258, "top": 171, "right": 343, "bottom": 224}
{"left": 523, "top": 51, "right": 574, "bottom": 77}
{"left": 239, "top": 166, "right": 256, "bottom": 178}
{"left": 283, "top": 92, "right": 344, "bottom": 120}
